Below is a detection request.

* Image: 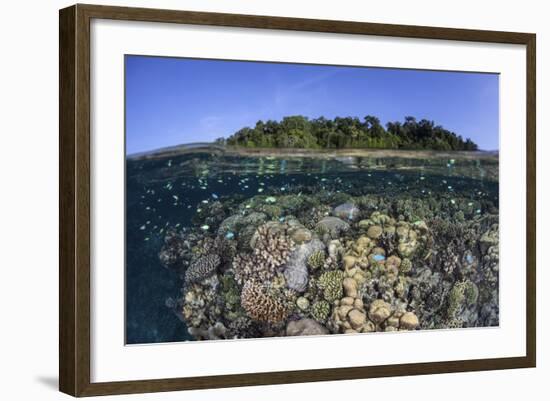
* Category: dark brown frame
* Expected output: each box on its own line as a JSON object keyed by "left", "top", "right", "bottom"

{"left": 59, "top": 3, "right": 536, "bottom": 397}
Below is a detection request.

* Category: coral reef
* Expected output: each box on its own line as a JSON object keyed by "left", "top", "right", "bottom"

{"left": 156, "top": 169, "right": 499, "bottom": 341}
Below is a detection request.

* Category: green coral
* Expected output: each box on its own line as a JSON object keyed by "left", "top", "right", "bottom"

{"left": 463, "top": 281, "right": 479, "bottom": 305}
{"left": 318, "top": 270, "right": 345, "bottom": 302}
{"left": 311, "top": 300, "right": 331, "bottom": 322}
{"left": 307, "top": 250, "right": 326, "bottom": 270}
{"left": 220, "top": 273, "right": 241, "bottom": 309}
{"left": 400, "top": 258, "right": 412, "bottom": 273}
{"left": 447, "top": 280, "right": 478, "bottom": 319}
{"left": 257, "top": 204, "right": 282, "bottom": 219}
{"left": 447, "top": 284, "right": 465, "bottom": 318}
{"left": 314, "top": 223, "right": 329, "bottom": 237}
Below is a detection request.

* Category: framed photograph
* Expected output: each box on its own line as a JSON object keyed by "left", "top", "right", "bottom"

{"left": 59, "top": 4, "right": 536, "bottom": 397}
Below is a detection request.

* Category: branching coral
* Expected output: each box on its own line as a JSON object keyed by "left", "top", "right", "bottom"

{"left": 311, "top": 300, "right": 331, "bottom": 322}
{"left": 233, "top": 223, "right": 295, "bottom": 285}
{"left": 307, "top": 250, "right": 326, "bottom": 270}
{"left": 318, "top": 270, "right": 345, "bottom": 302}
{"left": 447, "top": 279, "right": 479, "bottom": 320}
{"left": 240, "top": 280, "right": 289, "bottom": 323}
{"left": 158, "top": 228, "right": 197, "bottom": 270}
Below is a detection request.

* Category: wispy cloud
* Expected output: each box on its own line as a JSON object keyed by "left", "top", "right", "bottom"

{"left": 273, "top": 69, "right": 341, "bottom": 112}
{"left": 199, "top": 115, "right": 222, "bottom": 132}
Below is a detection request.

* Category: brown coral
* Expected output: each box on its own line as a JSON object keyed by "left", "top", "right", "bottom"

{"left": 185, "top": 254, "right": 221, "bottom": 283}
{"left": 233, "top": 223, "right": 295, "bottom": 285}
{"left": 240, "top": 280, "right": 288, "bottom": 323}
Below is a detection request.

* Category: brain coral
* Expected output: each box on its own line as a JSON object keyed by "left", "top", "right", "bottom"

{"left": 185, "top": 254, "right": 221, "bottom": 283}
{"left": 240, "top": 280, "right": 288, "bottom": 323}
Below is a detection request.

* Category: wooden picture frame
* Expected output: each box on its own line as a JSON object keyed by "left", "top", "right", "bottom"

{"left": 59, "top": 3, "right": 536, "bottom": 397}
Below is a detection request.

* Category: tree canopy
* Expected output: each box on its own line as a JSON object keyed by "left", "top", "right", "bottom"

{"left": 221, "top": 115, "right": 478, "bottom": 151}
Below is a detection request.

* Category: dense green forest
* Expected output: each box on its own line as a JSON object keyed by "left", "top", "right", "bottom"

{"left": 220, "top": 115, "right": 478, "bottom": 151}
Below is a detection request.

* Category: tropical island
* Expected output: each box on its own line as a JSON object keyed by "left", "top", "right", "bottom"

{"left": 219, "top": 115, "right": 479, "bottom": 151}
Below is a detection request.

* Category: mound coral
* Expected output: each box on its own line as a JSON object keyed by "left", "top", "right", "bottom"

{"left": 185, "top": 254, "right": 221, "bottom": 283}
{"left": 286, "top": 318, "right": 329, "bottom": 336}
{"left": 283, "top": 238, "right": 324, "bottom": 292}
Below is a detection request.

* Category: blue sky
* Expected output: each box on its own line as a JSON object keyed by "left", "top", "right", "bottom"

{"left": 125, "top": 55, "right": 499, "bottom": 154}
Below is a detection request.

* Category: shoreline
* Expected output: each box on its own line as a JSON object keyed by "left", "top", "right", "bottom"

{"left": 128, "top": 143, "right": 499, "bottom": 162}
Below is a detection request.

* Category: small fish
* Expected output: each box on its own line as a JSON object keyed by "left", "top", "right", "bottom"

{"left": 200, "top": 225, "right": 210, "bottom": 231}
{"left": 225, "top": 231, "right": 235, "bottom": 240}
{"left": 212, "top": 194, "right": 219, "bottom": 199}
{"left": 202, "top": 200, "right": 209, "bottom": 204}
{"left": 172, "top": 195, "right": 179, "bottom": 201}
{"left": 258, "top": 188, "right": 264, "bottom": 193}
{"left": 139, "top": 225, "right": 146, "bottom": 230}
